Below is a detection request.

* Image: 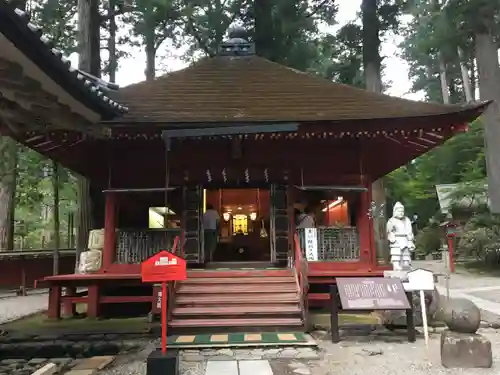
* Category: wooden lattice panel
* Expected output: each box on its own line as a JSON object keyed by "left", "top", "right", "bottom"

{"left": 298, "top": 227, "right": 360, "bottom": 261}
{"left": 115, "top": 229, "right": 182, "bottom": 264}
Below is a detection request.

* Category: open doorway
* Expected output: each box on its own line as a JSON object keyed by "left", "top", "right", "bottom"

{"left": 204, "top": 188, "right": 271, "bottom": 264}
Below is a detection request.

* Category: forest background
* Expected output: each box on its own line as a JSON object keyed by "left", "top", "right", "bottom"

{"left": 0, "top": 0, "right": 499, "bottom": 267}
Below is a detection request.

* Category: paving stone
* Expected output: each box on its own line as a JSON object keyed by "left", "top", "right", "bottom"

{"left": 293, "top": 368, "right": 311, "bottom": 375}
{"left": 31, "top": 363, "right": 57, "bottom": 375}
{"left": 235, "top": 354, "right": 263, "bottom": 360}
{"left": 50, "top": 358, "right": 74, "bottom": 366}
{"left": 208, "top": 355, "right": 234, "bottom": 361}
{"left": 64, "top": 370, "right": 96, "bottom": 375}
{"left": 72, "top": 356, "right": 115, "bottom": 371}
{"left": 181, "top": 355, "right": 206, "bottom": 362}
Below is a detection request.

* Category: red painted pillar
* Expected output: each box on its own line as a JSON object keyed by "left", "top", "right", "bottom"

{"left": 47, "top": 285, "right": 61, "bottom": 319}
{"left": 102, "top": 192, "right": 117, "bottom": 270}
{"left": 357, "top": 184, "right": 373, "bottom": 266}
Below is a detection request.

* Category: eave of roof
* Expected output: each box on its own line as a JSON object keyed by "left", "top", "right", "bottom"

{"left": 0, "top": 0, "right": 128, "bottom": 119}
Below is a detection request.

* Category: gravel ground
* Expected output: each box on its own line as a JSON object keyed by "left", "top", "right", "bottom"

{"left": 97, "top": 327, "right": 500, "bottom": 375}
{"left": 308, "top": 328, "right": 500, "bottom": 375}
{"left": 0, "top": 293, "right": 48, "bottom": 325}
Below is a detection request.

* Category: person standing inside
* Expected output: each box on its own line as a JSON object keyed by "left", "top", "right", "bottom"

{"left": 203, "top": 203, "right": 220, "bottom": 262}
{"left": 296, "top": 206, "right": 316, "bottom": 228}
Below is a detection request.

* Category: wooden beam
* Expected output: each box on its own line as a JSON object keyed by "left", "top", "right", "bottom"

{"left": 0, "top": 57, "right": 109, "bottom": 138}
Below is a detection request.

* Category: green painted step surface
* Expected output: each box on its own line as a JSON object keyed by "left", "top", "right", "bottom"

{"left": 167, "top": 332, "right": 315, "bottom": 348}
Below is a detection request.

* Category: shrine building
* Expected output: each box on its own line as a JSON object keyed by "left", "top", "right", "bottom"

{"left": 0, "top": 0, "right": 489, "bottom": 331}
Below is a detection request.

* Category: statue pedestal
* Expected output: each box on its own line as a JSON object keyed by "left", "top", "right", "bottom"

{"left": 441, "top": 331, "right": 492, "bottom": 368}
{"left": 383, "top": 270, "right": 409, "bottom": 281}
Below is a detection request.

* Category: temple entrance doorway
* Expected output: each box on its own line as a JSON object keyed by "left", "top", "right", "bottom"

{"left": 204, "top": 188, "right": 272, "bottom": 265}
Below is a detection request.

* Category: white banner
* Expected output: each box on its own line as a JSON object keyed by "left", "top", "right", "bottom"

{"left": 304, "top": 228, "right": 318, "bottom": 261}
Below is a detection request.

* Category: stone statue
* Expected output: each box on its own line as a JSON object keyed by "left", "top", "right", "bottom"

{"left": 386, "top": 202, "right": 415, "bottom": 271}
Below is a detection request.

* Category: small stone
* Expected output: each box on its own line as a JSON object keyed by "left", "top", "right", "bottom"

{"left": 295, "top": 351, "right": 320, "bottom": 359}
{"left": 263, "top": 349, "right": 280, "bottom": 354}
{"left": 216, "top": 349, "right": 233, "bottom": 356}
{"left": 441, "top": 331, "right": 492, "bottom": 368}
{"left": 0, "top": 360, "right": 18, "bottom": 366}
{"left": 279, "top": 349, "right": 299, "bottom": 358}
{"left": 28, "top": 358, "right": 47, "bottom": 365}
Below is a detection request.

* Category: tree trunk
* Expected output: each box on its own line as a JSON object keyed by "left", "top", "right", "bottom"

{"left": 52, "top": 161, "right": 60, "bottom": 275}
{"left": 361, "top": 0, "right": 387, "bottom": 263}
{"left": 457, "top": 47, "right": 473, "bottom": 102}
{"left": 437, "top": 52, "right": 450, "bottom": 104}
{"left": 470, "top": 52, "right": 476, "bottom": 100}
{"left": 145, "top": 30, "right": 156, "bottom": 81}
{"left": 77, "top": 0, "right": 100, "bottom": 77}
{"left": 475, "top": 26, "right": 500, "bottom": 213}
{"left": 0, "top": 137, "right": 17, "bottom": 251}
{"left": 108, "top": 0, "right": 117, "bottom": 83}
{"left": 76, "top": 0, "right": 99, "bottom": 269}
{"left": 254, "top": 0, "right": 275, "bottom": 61}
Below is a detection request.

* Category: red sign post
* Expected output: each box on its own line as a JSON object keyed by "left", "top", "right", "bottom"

{"left": 445, "top": 223, "right": 457, "bottom": 273}
{"left": 141, "top": 250, "right": 187, "bottom": 355}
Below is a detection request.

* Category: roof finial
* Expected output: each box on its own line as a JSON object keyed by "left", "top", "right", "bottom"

{"left": 218, "top": 25, "right": 255, "bottom": 57}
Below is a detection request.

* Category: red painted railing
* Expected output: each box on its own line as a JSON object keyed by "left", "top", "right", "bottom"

{"left": 294, "top": 233, "right": 308, "bottom": 323}
{"left": 166, "top": 235, "right": 182, "bottom": 322}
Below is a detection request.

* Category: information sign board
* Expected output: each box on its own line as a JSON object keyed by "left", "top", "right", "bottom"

{"left": 336, "top": 277, "right": 410, "bottom": 310}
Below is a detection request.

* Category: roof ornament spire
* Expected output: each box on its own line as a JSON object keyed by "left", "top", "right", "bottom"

{"left": 218, "top": 26, "right": 255, "bottom": 57}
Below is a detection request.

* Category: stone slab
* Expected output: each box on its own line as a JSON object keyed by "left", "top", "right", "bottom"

{"left": 63, "top": 370, "right": 96, "bottom": 375}
{"left": 206, "top": 361, "right": 238, "bottom": 375}
{"left": 441, "top": 331, "right": 492, "bottom": 368}
{"left": 71, "top": 356, "right": 115, "bottom": 371}
{"left": 239, "top": 360, "right": 273, "bottom": 375}
{"left": 30, "top": 363, "right": 57, "bottom": 375}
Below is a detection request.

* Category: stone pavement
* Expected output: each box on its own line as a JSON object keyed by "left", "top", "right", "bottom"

{"left": 0, "top": 293, "right": 47, "bottom": 325}
{"left": 414, "top": 260, "right": 500, "bottom": 322}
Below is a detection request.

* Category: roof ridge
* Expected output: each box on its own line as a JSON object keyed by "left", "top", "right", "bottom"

{"left": 2, "top": 0, "right": 128, "bottom": 114}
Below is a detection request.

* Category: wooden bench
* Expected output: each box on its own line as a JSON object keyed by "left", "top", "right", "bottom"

{"left": 35, "top": 273, "right": 155, "bottom": 319}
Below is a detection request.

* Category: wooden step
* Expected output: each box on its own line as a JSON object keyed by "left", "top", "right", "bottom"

{"left": 181, "top": 276, "right": 295, "bottom": 284}
{"left": 178, "top": 284, "right": 298, "bottom": 294}
{"left": 172, "top": 305, "right": 301, "bottom": 316}
{"left": 175, "top": 293, "right": 300, "bottom": 305}
{"left": 169, "top": 317, "right": 303, "bottom": 328}
{"left": 187, "top": 269, "right": 293, "bottom": 278}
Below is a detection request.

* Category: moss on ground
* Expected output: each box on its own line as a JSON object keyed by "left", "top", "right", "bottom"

{"left": 1, "top": 313, "right": 154, "bottom": 334}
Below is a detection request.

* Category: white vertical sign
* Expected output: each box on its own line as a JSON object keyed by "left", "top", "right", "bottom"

{"left": 304, "top": 228, "right": 318, "bottom": 261}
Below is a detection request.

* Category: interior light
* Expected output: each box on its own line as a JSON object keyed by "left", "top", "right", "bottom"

{"left": 249, "top": 212, "right": 257, "bottom": 221}
{"left": 223, "top": 212, "right": 231, "bottom": 221}
{"left": 322, "top": 197, "right": 344, "bottom": 212}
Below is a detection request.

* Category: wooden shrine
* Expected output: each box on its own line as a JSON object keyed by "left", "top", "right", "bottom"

{"left": 0, "top": 3, "right": 490, "bottom": 328}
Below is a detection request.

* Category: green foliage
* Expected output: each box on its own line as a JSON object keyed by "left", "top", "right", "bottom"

{"left": 415, "top": 225, "right": 442, "bottom": 255}
{"left": 386, "top": 120, "right": 486, "bottom": 226}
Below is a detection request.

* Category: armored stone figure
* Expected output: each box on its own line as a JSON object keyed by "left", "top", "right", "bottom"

{"left": 386, "top": 202, "right": 415, "bottom": 271}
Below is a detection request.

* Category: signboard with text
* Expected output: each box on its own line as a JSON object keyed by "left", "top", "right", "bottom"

{"left": 141, "top": 251, "right": 187, "bottom": 283}
{"left": 336, "top": 277, "right": 410, "bottom": 310}
{"left": 304, "top": 228, "right": 318, "bottom": 261}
